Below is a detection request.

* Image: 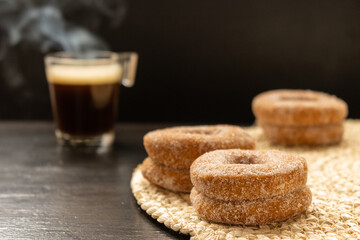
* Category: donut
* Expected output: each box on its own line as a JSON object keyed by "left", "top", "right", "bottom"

{"left": 259, "top": 121, "right": 344, "bottom": 145}
{"left": 252, "top": 89, "right": 348, "bottom": 126}
{"left": 252, "top": 89, "right": 348, "bottom": 145}
{"left": 141, "top": 157, "right": 192, "bottom": 192}
{"left": 142, "top": 125, "right": 255, "bottom": 193}
{"left": 191, "top": 149, "right": 308, "bottom": 201}
{"left": 190, "top": 187, "right": 312, "bottom": 225}
{"left": 144, "top": 125, "right": 255, "bottom": 169}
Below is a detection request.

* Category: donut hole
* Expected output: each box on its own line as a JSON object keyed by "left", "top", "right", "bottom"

{"left": 229, "top": 155, "right": 262, "bottom": 165}
{"left": 182, "top": 129, "right": 220, "bottom": 135}
{"left": 280, "top": 95, "right": 317, "bottom": 102}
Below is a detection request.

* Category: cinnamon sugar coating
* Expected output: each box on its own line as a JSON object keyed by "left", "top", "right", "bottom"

{"left": 259, "top": 122, "right": 344, "bottom": 146}
{"left": 190, "top": 187, "right": 312, "bottom": 225}
{"left": 252, "top": 89, "right": 348, "bottom": 126}
{"left": 144, "top": 125, "right": 255, "bottom": 169}
{"left": 191, "top": 149, "right": 308, "bottom": 201}
{"left": 141, "top": 158, "right": 192, "bottom": 193}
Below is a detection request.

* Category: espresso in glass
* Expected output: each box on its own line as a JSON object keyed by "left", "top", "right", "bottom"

{"left": 45, "top": 51, "right": 138, "bottom": 151}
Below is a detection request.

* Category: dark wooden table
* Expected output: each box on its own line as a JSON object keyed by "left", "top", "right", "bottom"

{"left": 0, "top": 122, "right": 189, "bottom": 240}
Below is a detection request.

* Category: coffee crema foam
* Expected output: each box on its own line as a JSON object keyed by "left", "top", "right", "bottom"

{"left": 46, "top": 64, "right": 122, "bottom": 85}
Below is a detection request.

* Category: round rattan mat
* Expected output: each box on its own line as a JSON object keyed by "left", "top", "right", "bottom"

{"left": 131, "top": 120, "right": 360, "bottom": 239}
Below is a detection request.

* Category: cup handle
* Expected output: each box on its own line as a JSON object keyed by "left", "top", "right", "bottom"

{"left": 120, "top": 52, "right": 138, "bottom": 87}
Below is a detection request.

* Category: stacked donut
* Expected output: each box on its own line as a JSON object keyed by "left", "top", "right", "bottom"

{"left": 190, "top": 149, "right": 312, "bottom": 225}
{"left": 252, "top": 89, "right": 348, "bottom": 145}
{"left": 141, "top": 125, "right": 255, "bottom": 192}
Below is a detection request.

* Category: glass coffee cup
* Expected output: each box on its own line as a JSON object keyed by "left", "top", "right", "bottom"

{"left": 45, "top": 51, "right": 138, "bottom": 151}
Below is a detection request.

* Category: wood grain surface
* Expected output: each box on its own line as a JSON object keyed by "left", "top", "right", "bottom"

{"left": 0, "top": 122, "right": 189, "bottom": 240}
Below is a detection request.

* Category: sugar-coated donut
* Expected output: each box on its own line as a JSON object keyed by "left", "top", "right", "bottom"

{"left": 141, "top": 157, "right": 192, "bottom": 192}
{"left": 259, "top": 121, "right": 344, "bottom": 145}
{"left": 190, "top": 187, "right": 312, "bottom": 225}
{"left": 252, "top": 89, "right": 348, "bottom": 145}
{"left": 191, "top": 149, "right": 307, "bottom": 201}
{"left": 144, "top": 125, "right": 255, "bottom": 169}
{"left": 252, "top": 89, "right": 348, "bottom": 126}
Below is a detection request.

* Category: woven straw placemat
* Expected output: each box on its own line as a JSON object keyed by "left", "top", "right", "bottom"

{"left": 131, "top": 120, "right": 360, "bottom": 239}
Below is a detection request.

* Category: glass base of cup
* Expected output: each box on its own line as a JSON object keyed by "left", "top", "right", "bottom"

{"left": 55, "top": 130, "right": 114, "bottom": 153}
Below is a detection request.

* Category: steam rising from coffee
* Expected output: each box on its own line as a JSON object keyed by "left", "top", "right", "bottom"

{"left": 0, "top": 0, "right": 127, "bottom": 87}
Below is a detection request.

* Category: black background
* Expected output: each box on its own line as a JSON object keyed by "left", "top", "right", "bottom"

{"left": 1, "top": 0, "right": 359, "bottom": 124}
